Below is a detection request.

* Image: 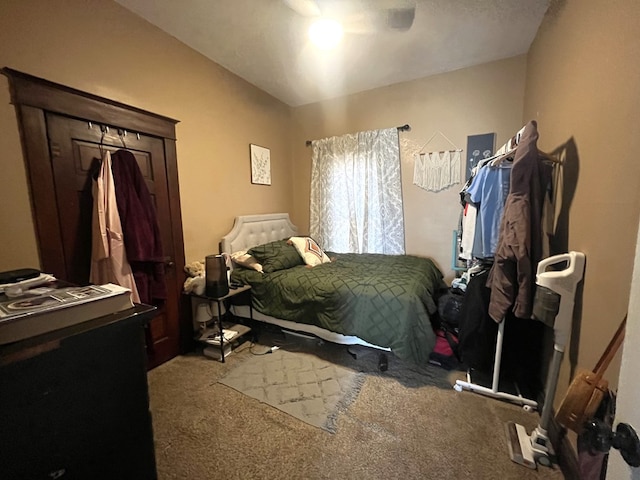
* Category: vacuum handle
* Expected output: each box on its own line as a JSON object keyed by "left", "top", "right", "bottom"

{"left": 593, "top": 315, "right": 627, "bottom": 379}
{"left": 536, "top": 252, "right": 577, "bottom": 276}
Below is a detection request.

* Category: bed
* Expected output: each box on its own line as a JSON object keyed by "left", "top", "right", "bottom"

{"left": 221, "top": 213, "right": 446, "bottom": 365}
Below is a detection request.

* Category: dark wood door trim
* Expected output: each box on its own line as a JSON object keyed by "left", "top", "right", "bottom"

{"left": 162, "top": 137, "right": 189, "bottom": 354}
{"left": 15, "top": 104, "right": 67, "bottom": 276}
{"left": 164, "top": 138, "right": 186, "bottom": 271}
{"left": 2, "top": 68, "right": 178, "bottom": 139}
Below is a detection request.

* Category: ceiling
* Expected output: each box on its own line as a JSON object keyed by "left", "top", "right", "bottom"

{"left": 115, "top": 0, "right": 550, "bottom": 107}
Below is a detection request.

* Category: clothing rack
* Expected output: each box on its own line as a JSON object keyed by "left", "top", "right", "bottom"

{"left": 305, "top": 124, "right": 410, "bottom": 146}
{"left": 453, "top": 123, "right": 561, "bottom": 411}
{"left": 454, "top": 319, "right": 538, "bottom": 409}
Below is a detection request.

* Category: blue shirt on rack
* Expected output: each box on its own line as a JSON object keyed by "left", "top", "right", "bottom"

{"left": 466, "top": 162, "right": 511, "bottom": 258}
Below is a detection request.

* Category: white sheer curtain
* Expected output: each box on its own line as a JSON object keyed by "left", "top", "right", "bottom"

{"left": 309, "top": 128, "right": 405, "bottom": 254}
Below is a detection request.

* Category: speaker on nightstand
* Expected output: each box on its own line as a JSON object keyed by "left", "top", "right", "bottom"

{"left": 205, "top": 254, "right": 229, "bottom": 298}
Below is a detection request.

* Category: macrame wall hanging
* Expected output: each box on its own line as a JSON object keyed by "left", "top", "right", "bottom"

{"left": 412, "top": 130, "right": 462, "bottom": 192}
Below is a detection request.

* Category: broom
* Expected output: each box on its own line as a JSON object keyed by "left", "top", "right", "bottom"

{"left": 555, "top": 315, "right": 626, "bottom": 434}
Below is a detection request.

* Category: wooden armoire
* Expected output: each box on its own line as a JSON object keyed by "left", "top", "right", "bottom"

{"left": 2, "top": 68, "right": 190, "bottom": 369}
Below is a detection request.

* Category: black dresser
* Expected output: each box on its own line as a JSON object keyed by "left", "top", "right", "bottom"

{"left": 0, "top": 304, "right": 158, "bottom": 480}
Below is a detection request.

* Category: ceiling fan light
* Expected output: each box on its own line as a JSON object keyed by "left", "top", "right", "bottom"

{"left": 308, "top": 18, "right": 343, "bottom": 49}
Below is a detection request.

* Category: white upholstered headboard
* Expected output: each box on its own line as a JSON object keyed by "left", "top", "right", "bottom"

{"left": 220, "top": 213, "right": 298, "bottom": 254}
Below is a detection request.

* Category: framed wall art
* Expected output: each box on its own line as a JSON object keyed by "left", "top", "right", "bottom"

{"left": 465, "top": 133, "right": 496, "bottom": 180}
{"left": 250, "top": 144, "right": 271, "bottom": 185}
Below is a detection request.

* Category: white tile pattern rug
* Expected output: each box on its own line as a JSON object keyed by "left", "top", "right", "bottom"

{"left": 219, "top": 348, "right": 364, "bottom": 433}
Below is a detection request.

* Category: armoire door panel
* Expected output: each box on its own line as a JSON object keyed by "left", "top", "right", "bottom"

{"left": 129, "top": 151, "right": 154, "bottom": 180}
{"left": 149, "top": 310, "right": 169, "bottom": 339}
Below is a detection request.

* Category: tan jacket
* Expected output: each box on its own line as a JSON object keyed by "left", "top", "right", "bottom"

{"left": 90, "top": 150, "right": 141, "bottom": 303}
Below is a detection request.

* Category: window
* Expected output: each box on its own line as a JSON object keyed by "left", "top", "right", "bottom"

{"left": 309, "top": 128, "right": 405, "bottom": 254}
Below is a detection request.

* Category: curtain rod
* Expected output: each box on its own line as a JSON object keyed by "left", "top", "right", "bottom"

{"left": 305, "top": 124, "right": 411, "bottom": 147}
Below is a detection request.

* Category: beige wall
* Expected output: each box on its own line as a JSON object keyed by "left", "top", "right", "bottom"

{"left": 0, "top": 0, "right": 294, "bottom": 270}
{"left": 524, "top": 0, "right": 640, "bottom": 400}
{"left": 291, "top": 56, "right": 527, "bottom": 280}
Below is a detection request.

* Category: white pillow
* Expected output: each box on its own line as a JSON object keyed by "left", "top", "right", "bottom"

{"left": 230, "top": 250, "right": 264, "bottom": 273}
{"left": 288, "top": 237, "right": 331, "bottom": 267}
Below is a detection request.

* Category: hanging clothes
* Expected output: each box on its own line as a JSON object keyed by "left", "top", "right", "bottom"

{"left": 89, "top": 150, "right": 140, "bottom": 303}
{"left": 465, "top": 161, "right": 512, "bottom": 259}
{"left": 111, "top": 149, "right": 167, "bottom": 305}
{"left": 460, "top": 156, "right": 506, "bottom": 261}
{"left": 542, "top": 154, "right": 565, "bottom": 258}
{"left": 486, "top": 120, "right": 553, "bottom": 322}
{"left": 459, "top": 202, "right": 477, "bottom": 261}
{"left": 413, "top": 150, "right": 461, "bottom": 192}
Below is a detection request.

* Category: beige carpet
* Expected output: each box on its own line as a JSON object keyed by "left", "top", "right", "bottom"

{"left": 148, "top": 331, "right": 566, "bottom": 480}
{"left": 218, "top": 348, "right": 364, "bottom": 433}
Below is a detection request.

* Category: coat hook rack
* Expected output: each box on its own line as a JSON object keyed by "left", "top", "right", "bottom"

{"left": 117, "top": 129, "right": 127, "bottom": 148}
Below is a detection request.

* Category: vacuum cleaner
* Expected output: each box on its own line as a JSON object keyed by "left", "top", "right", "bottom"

{"left": 506, "top": 251, "right": 586, "bottom": 469}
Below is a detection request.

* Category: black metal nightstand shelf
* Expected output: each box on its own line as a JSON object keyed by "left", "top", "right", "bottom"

{"left": 190, "top": 285, "right": 253, "bottom": 362}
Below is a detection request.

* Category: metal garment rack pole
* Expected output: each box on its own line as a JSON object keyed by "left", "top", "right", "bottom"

{"left": 454, "top": 320, "right": 538, "bottom": 410}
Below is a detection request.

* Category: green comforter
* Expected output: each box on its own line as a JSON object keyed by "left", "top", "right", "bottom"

{"left": 231, "top": 253, "right": 445, "bottom": 365}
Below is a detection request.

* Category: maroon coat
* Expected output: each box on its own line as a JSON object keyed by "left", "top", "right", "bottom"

{"left": 111, "top": 149, "right": 166, "bottom": 305}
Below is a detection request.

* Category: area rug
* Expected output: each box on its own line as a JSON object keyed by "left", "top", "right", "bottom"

{"left": 218, "top": 348, "right": 364, "bottom": 433}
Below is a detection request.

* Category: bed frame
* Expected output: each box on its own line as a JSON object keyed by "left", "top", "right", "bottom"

{"left": 220, "top": 213, "right": 299, "bottom": 255}
{"left": 220, "top": 213, "right": 389, "bottom": 351}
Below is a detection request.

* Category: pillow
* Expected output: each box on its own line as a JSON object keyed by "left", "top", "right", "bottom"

{"left": 288, "top": 236, "right": 331, "bottom": 267}
{"left": 230, "top": 250, "right": 263, "bottom": 273}
{"left": 248, "top": 240, "right": 304, "bottom": 273}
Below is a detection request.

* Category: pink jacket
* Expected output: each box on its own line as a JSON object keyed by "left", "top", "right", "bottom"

{"left": 90, "top": 150, "right": 141, "bottom": 303}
